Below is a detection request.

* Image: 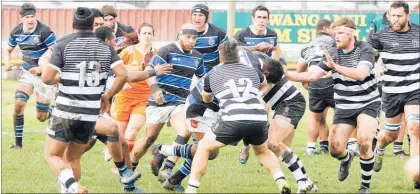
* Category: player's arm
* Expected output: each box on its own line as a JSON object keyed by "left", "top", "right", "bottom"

{"left": 103, "top": 47, "right": 128, "bottom": 100}
{"left": 285, "top": 56, "right": 328, "bottom": 83}
{"left": 127, "top": 64, "right": 173, "bottom": 82}
{"left": 271, "top": 45, "right": 283, "bottom": 60}
{"left": 327, "top": 47, "right": 374, "bottom": 81}
{"left": 3, "top": 45, "right": 16, "bottom": 71}
{"left": 202, "top": 75, "right": 214, "bottom": 103}
{"left": 295, "top": 58, "right": 309, "bottom": 89}
{"left": 42, "top": 44, "right": 62, "bottom": 85}
{"left": 4, "top": 30, "right": 18, "bottom": 71}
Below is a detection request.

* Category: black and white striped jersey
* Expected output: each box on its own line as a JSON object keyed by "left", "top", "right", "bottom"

{"left": 50, "top": 31, "right": 122, "bottom": 122}
{"left": 369, "top": 23, "right": 419, "bottom": 94}
{"left": 203, "top": 63, "right": 266, "bottom": 122}
{"left": 300, "top": 33, "right": 335, "bottom": 89}
{"left": 313, "top": 41, "right": 380, "bottom": 110}
{"left": 262, "top": 75, "right": 303, "bottom": 110}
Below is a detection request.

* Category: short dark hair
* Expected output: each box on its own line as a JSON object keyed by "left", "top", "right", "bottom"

{"left": 316, "top": 19, "right": 333, "bottom": 32}
{"left": 390, "top": 1, "right": 410, "bottom": 14}
{"left": 252, "top": 5, "right": 270, "bottom": 18}
{"left": 95, "top": 26, "right": 114, "bottom": 42}
{"left": 20, "top": 3, "right": 36, "bottom": 16}
{"left": 91, "top": 8, "right": 104, "bottom": 18}
{"left": 219, "top": 41, "right": 239, "bottom": 64}
{"left": 138, "top": 23, "right": 155, "bottom": 36}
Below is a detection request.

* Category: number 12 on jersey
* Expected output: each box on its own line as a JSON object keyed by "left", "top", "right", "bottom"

{"left": 224, "top": 78, "right": 253, "bottom": 98}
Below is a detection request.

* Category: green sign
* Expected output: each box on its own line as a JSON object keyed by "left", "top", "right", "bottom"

{"left": 212, "top": 11, "right": 420, "bottom": 44}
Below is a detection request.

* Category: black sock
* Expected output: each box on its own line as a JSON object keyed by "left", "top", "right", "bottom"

{"left": 14, "top": 115, "right": 24, "bottom": 147}
{"left": 169, "top": 159, "right": 192, "bottom": 185}
{"left": 319, "top": 141, "right": 329, "bottom": 151}
{"left": 132, "top": 162, "right": 139, "bottom": 171}
{"left": 393, "top": 142, "right": 403, "bottom": 153}
{"left": 115, "top": 159, "right": 127, "bottom": 176}
{"left": 162, "top": 159, "right": 176, "bottom": 171}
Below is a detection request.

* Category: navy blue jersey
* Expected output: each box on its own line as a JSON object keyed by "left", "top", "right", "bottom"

{"left": 149, "top": 43, "right": 204, "bottom": 106}
{"left": 233, "top": 26, "right": 277, "bottom": 57}
{"left": 8, "top": 20, "right": 56, "bottom": 70}
{"left": 194, "top": 23, "right": 228, "bottom": 73}
{"left": 188, "top": 73, "right": 219, "bottom": 112}
{"left": 115, "top": 22, "right": 135, "bottom": 43}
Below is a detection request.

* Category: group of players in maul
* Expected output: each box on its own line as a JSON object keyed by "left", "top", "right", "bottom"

{"left": 4, "top": 1, "right": 419, "bottom": 193}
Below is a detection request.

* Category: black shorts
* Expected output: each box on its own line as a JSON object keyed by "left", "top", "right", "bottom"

{"left": 333, "top": 101, "right": 381, "bottom": 127}
{"left": 47, "top": 116, "right": 95, "bottom": 144}
{"left": 213, "top": 120, "right": 268, "bottom": 146}
{"left": 308, "top": 85, "right": 335, "bottom": 113}
{"left": 273, "top": 94, "right": 306, "bottom": 128}
{"left": 382, "top": 89, "right": 419, "bottom": 118}
{"left": 91, "top": 129, "right": 108, "bottom": 144}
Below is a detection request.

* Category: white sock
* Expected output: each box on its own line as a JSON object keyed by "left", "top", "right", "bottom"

{"left": 160, "top": 145, "right": 175, "bottom": 157}
{"left": 188, "top": 179, "right": 200, "bottom": 189}
{"left": 60, "top": 183, "right": 67, "bottom": 193}
{"left": 347, "top": 138, "right": 357, "bottom": 149}
{"left": 307, "top": 142, "right": 316, "bottom": 150}
{"left": 58, "top": 169, "right": 78, "bottom": 193}
{"left": 273, "top": 172, "right": 285, "bottom": 182}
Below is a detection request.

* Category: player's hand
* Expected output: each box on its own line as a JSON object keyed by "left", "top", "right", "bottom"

{"left": 303, "top": 83, "right": 309, "bottom": 90}
{"left": 5, "top": 64, "right": 14, "bottom": 72}
{"left": 154, "top": 64, "right": 173, "bottom": 76}
{"left": 324, "top": 49, "right": 336, "bottom": 70}
{"left": 100, "top": 94, "right": 110, "bottom": 114}
{"left": 143, "top": 50, "right": 154, "bottom": 66}
{"left": 256, "top": 42, "right": 273, "bottom": 52}
{"left": 153, "top": 90, "right": 164, "bottom": 105}
{"left": 29, "top": 66, "right": 42, "bottom": 75}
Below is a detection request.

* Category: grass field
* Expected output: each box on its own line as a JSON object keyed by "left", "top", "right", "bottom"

{"left": 1, "top": 79, "right": 416, "bottom": 193}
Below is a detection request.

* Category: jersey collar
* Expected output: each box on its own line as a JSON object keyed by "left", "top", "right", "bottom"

{"left": 175, "top": 42, "right": 192, "bottom": 55}
{"left": 249, "top": 25, "right": 267, "bottom": 36}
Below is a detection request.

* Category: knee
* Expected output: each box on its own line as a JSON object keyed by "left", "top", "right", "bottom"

{"left": 330, "top": 141, "right": 344, "bottom": 158}
{"left": 407, "top": 122, "right": 420, "bottom": 137}
{"left": 107, "top": 124, "right": 120, "bottom": 142}
{"left": 125, "top": 126, "right": 140, "bottom": 140}
{"left": 145, "top": 136, "right": 157, "bottom": 148}
{"left": 36, "top": 112, "right": 48, "bottom": 122}
{"left": 14, "top": 101, "right": 26, "bottom": 114}
{"left": 357, "top": 138, "right": 372, "bottom": 155}
{"left": 267, "top": 141, "right": 279, "bottom": 155}
{"left": 208, "top": 149, "right": 219, "bottom": 160}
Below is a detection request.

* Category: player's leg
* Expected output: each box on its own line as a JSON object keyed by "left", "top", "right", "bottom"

{"left": 131, "top": 105, "right": 169, "bottom": 167}
{"left": 356, "top": 111, "right": 379, "bottom": 193}
{"left": 329, "top": 110, "right": 356, "bottom": 182}
{"left": 34, "top": 75, "right": 55, "bottom": 122}
{"left": 268, "top": 118, "right": 316, "bottom": 193}
{"left": 161, "top": 110, "right": 219, "bottom": 191}
{"left": 306, "top": 88, "right": 326, "bottom": 155}
{"left": 109, "top": 95, "right": 131, "bottom": 161}
{"left": 95, "top": 116, "right": 140, "bottom": 180}
{"left": 318, "top": 108, "right": 331, "bottom": 154}
{"left": 246, "top": 121, "right": 291, "bottom": 194}
{"left": 11, "top": 79, "right": 33, "bottom": 149}
{"left": 125, "top": 111, "right": 146, "bottom": 152}
{"left": 374, "top": 92, "right": 404, "bottom": 171}
{"left": 159, "top": 105, "right": 190, "bottom": 181}
{"left": 44, "top": 116, "right": 86, "bottom": 193}
{"left": 347, "top": 129, "right": 359, "bottom": 155}
{"left": 185, "top": 129, "right": 226, "bottom": 193}
{"left": 405, "top": 105, "right": 419, "bottom": 157}
{"left": 393, "top": 121, "right": 409, "bottom": 157}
